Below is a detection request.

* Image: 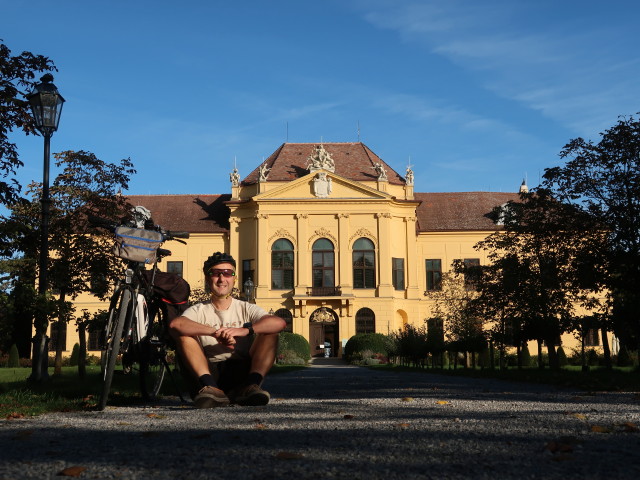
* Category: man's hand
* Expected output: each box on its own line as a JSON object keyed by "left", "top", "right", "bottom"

{"left": 212, "top": 327, "right": 245, "bottom": 350}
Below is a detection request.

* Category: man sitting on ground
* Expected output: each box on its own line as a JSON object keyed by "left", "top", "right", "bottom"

{"left": 169, "top": 252, "right": 286, "bottom": 408}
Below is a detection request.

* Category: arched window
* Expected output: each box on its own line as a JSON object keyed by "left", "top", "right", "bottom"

{"left": 353, "top": 238, "right": 375, "bottom": 289}
{"left": 272, "top": 239, "right": 294, "bottom": 290}
{"left": 356, "top": 308, "right": 375, "bottom": 334}
{"left": 275, "top": 308, "right": 293, "bottom": 333}
{"left": 312, "top": 238, "right": 335, "bottom": 288}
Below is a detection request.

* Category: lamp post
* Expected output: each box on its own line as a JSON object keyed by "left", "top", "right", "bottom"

{"left": 26, "top": 74, "right": 65, "bottom": 382}
{"left": 243, "top": 278, "right": 255, "bottom": 303}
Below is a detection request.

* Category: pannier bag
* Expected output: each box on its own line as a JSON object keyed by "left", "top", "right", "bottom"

{"left": 142, "top": 270, "right": 191, "bottom": 323}
{"left": 113, "top": 226, "right": 164, "bottom": 264}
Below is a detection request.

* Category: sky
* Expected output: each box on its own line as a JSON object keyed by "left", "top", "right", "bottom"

{"left": 3, "top": 0, "right": 640, "bottom": 198}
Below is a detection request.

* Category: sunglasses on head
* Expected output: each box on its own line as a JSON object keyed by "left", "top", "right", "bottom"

{"left": 207, "top": 268, "right": 236, "bottom": 278}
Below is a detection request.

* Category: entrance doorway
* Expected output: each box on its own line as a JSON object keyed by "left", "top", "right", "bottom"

{"left": 309, "top": 307, "right": 338, "bottom": 357}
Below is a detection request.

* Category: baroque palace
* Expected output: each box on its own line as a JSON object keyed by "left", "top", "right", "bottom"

{"left": 60, "top": 142, "right": 604, "bottom": 358}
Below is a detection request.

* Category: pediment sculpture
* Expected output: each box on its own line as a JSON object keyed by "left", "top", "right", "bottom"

{"left": 307, "top": 144, "right": 335, "bottom": 172}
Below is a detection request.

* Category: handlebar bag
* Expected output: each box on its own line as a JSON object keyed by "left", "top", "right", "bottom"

{"left": 113, "top": 226, "right": 164, "bottom": 264}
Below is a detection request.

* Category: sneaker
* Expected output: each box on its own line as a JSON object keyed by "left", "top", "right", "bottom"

{"left": 194, "top": 386, "right": 230, "bottom": 409}
{"left": 231, "top": 384, "right": 270, "bottom": 406}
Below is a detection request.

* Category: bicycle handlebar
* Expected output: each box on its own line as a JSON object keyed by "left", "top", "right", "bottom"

{"left": 88, "top": 215, "right": 190, "bottom": 241}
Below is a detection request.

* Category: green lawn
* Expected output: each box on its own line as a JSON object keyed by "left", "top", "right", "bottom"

{"left": 0, "top": 363, "right": 305, "bottom": 418}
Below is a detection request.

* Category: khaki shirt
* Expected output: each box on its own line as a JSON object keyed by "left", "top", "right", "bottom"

{"left": 182, "top": 298, "right": 268, "bottom": 362}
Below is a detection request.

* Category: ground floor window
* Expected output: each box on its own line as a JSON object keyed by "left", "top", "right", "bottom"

{"left": 48, "top": 321, "right": 67, "bottom": 352}
{"left": 355, "top": 308, "right": 375, "bottom": 334}
{"left": 275, "top": 308, "right": 293, "bottom": 333}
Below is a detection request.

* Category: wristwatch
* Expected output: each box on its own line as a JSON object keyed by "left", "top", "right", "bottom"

{"left": 243, "top": 322, "right": 254, "bottom": 336}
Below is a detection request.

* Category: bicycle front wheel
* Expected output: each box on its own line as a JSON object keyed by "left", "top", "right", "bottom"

{"left": 139, "top": 304, "right": 167, "bottom": 400}
{"left": 98, "top": 287, "right": 133, "bottom": 411}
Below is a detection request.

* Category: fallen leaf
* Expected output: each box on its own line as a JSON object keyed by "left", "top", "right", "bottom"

{"left": 146, "top": 413, "right": 166, "bottom": 419}
{"left": 436, "top": 400, "right": 450, "bottom": 405}
{"left": 254, "top": 423, "right": 267, "bottom": 429}
{"left": 343, "top": 414, "right": 354, "bottom": 419}
{"left": 621, "top": 422, "right": 638, "bottom": 432}
{"left": 591, "top": 425, "right": 613, "bottom": 433}
{"left": 397, "top": 423, "right": 410, "bottom": 428}
{"left": 6, "top": 412, "right": 25, "bottom": 420}
{"left": 401, "top": 397, "right": 414, "bottom": 402}
{"left": 569, "top": 413, "right": 587, "bottom": 420}
{"left": 275, "top": 451, "right": 304, "bottom": 460}
{"left": 57, "top": 466, "right": 86, "bottom": 477}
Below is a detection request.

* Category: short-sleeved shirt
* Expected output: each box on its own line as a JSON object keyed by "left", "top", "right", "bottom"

{"left": 182, "top": 298, "right": 268, "bottom": 362}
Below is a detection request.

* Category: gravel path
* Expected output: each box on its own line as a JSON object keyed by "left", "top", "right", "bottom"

{"left": 1, "top": 360, "right": 639, "bottom": 479}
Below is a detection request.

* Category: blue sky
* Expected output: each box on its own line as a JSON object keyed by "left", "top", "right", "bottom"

{"left": 3, "top": 0, "right": 639, "bottom": 197}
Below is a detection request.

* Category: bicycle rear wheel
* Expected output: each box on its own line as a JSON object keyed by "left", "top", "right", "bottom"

{"left": 98, "top": 287, "right": 133, "bottom": 411}
{"left": 139, "top": 304, "right": 167, "bottom": 400}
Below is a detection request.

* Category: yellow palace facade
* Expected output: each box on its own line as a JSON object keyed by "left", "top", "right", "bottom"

{"left": 60, "top": 142, "right": 610, "bottom": 358}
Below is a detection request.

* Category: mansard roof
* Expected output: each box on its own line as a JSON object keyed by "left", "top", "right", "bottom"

{"left": 415, "top": 192, "right": 520, "bottom": 231}
{"left": 125, "top": 194, "right": 231, "bottom": 233}
{"left": 126, "top": 191, "right": 519, "bottom": 234}
{"left": 242, "top": 142, "right": 405, "bottom": 185}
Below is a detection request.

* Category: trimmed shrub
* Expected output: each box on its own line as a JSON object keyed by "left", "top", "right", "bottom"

{"left": 586, "top": 349, "right": 599, "bottom": 366}
{"left": 69, "top": 343, "right": 80, "bottom": 367}
{"left": 556, "top": 346, "right": 569, "bottom": 367}
{"left": 344, "top": 333, "right": 393, "bottom": 362}
{"left": 277, "top": 332, "right": 310, "bottom": 364}
{"left": 8, "top": 344, "right": 20, "bottom": 368}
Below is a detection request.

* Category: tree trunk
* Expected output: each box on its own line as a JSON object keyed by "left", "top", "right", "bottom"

{"left": 581, "top": 331, "right": 588, "bottom": 372}
{"left": 54, "top": 293, "right": 67, "bottom": 376}
{"left": 78, "top": 322, "right": 87, "bottom": 380}
{"left": 537, "top": 340, "right": 544, "bottom": 369}
{"left": 547, "top": 341, "right": 559, "bottom": 370}
{"left": 600, "top": 327, "right": 612, "bottom": 370}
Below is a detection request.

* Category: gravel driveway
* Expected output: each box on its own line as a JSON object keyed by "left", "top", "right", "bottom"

{"left": 1, "top": 359, "right": 639, "bottom": 479}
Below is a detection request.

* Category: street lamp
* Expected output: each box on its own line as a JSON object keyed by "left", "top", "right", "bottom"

{"left": 243, "top": 278, "right": 255, "bottom": 303}
{"left": 26, "top": 74, "right": 65, "bottom": 382}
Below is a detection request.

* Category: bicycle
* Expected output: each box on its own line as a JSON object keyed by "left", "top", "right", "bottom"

{"left": 89, "top": 215, "right": 190, "bottom": 411}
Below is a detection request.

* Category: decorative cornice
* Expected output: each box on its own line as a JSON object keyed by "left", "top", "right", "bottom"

{"left": 349, "top": 228, "right": 376, "bottom": 246}
{"left": 375, "top": 212, "right": 392, "bottom": 219}
{"left": 310, "top": 227, "right": 337, "bottom": 247}
{"left": 255, "top": 213, "right": 269, "bottom": 219}
{"left": 336, "top": 213, "right": 350, "bottom": 219}
{"left": 295, "top": 213, "right": 308, "bottom": 220}
{"left": 268, "top": 229, "right": 297, "bottom": 247}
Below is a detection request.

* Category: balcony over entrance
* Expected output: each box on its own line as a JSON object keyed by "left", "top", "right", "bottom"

{"left": 306, "top": 286, "right": 342, "bottom": 296}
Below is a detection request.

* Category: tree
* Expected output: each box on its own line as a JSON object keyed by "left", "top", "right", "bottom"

{"left": 543, "top": 115, "right": 640, "bottom": 351}
{"left": 430, "top": 270, "right": 484, "bottom": 368}
{"left": 1, "top": 150, "right": 135, "bottom": 377}
{"left": 0, "top": 41, "right": 56, "bottom": 206}
{"left": 474, "top": 189, "right": 601, "bottom": 370}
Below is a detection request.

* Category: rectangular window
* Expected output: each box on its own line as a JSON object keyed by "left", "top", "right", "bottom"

{"left": 166, "top": 261, "right": 183, "bottom": 277}
{"left": 242, "top": 259, "right": 255, "bottom": 285}
{"left": 463, "top": 258, "right": 480, "bottom": 290}
{"left": 48, "top": 322, "right": 67, "bottom": 352}
{"left": 426, "top": 259, "right": 442, "bottom": 291}
{"left": 585, "top": 328, "right": 600, "bottom": 347}
{"left": 392, "top": 258, "right": 405, "bottom": 290}
{"left": 88, "top": 329, "right": 103, "bottom": 351}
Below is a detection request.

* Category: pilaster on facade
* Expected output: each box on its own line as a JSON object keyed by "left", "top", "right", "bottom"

{"left": 255, "top": 213, "right": 269, "bottom": 296}
{"left": 294, "top": 213, "right": 309, "bottom": 297}
{"left": 229, "top": 217, "right": 241, "bottom": 266}
{"left": 375, "top": 212, "right": 393, "bottom": 296}
{"left": 336, "top": 213, "right": 352, "bottom": 292}
{"left": 404, "top": 216, "right": 420, "bottom": 299}
{"left": 376, "top": 179, "right": 388, "bottom": 193}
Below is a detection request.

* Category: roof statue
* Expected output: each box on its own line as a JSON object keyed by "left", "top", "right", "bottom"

{"left": 312, "top": 171, "right": 332, "bottom": 198}
{"left": 258, "top": 162, "right": 271, "bottom": 182}
{"left": 307, "top": 144, "right": 335, "bottom": 172}
{"left": 405, "top": 166, "right": 414, "bottom": 186}
{"left": 230, "top": 167, "right": 240, "bottom": 186}
{"left": 373, "top": 162, "right": 388, "bottom": 181}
